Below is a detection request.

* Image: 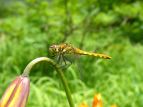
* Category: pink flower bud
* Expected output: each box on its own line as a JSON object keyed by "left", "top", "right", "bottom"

{"left": 0, "top": 76, "right": 30, "bottom": 107}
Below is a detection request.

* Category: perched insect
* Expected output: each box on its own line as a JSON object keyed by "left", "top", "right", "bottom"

{"left": 49, "top": 43, "right": 111, "bottom": 66}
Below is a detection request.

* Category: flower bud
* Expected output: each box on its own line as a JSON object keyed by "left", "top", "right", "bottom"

{"left": 0, "top": 76, "right": 30, "bottom": 107}
{"left": 92, "top": 94, "right": 102, "bottom": 107}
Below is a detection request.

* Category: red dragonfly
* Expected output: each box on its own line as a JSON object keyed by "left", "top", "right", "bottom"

{"left": 49, "top": 43, "right": 111, "bottom": 66}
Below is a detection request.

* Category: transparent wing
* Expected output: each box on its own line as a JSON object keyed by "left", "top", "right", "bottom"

{"left": 51, "top": 53, "right": 83, "bottom": 80}
{"left": 64, "top": 54, "right": 83, "bottom": 79}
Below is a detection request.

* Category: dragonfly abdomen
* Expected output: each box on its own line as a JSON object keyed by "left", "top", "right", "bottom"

{"left": 74, "top": 48, "right": 111, "bottom": 59}
{"left": 90, "top": 53, "right": 111, "bottom": 59}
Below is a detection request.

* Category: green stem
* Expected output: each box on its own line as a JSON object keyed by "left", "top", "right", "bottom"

{"left": 22, "top": 57, "right": 74, "bottom": 107}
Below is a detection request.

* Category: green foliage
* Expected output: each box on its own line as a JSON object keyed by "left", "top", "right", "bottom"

{"left": 0, "top": 0, "right": 143, "bottom": 107}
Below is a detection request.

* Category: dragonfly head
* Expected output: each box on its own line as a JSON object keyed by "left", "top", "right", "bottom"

{"left": 49, "top": 45, "right": 59, "bottom": 56}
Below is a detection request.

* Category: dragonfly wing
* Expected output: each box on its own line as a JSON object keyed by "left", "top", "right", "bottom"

{"left": 64, "top": 54, "right": 83, "bottom": 79}
{"left": 63, "top": 53, "right": 77, "bottom": 65}
{"left": 73, "top": 54, "right": 83, "bottom": 80}
{"left": 61, "top": 55, "right": 72, "bottom": 69}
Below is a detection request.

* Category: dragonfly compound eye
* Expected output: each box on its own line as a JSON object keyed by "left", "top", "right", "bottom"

{"left": 49, "top": 45, "right": 59, "bottom": 53}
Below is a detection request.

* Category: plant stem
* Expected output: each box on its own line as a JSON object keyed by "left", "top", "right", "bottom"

{"left": 22, "top": 57, "right": 74, "bottom": 107}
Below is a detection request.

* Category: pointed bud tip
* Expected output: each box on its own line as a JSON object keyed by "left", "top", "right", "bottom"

{"left": 0, "top": 75, "right": 30, "bottom": 107}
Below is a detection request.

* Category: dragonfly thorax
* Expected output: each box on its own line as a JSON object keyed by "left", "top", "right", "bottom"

{"left": 49, "top": 44, "right": 75, "bottom": 56}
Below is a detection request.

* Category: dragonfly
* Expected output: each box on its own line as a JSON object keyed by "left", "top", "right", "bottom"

{"left": 49, "top": 43, "right": 111, "bottom": 67}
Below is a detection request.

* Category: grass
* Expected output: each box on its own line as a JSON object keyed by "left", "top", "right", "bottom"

{"left": 0, "top": 1, "right": 143, "bottom": 107}
{"left": 1, "top": 30, "right": 143, "bottom": 106}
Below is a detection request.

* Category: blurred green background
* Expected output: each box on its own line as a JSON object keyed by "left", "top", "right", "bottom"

{"left": 0, "top": 0, "right": 143, "bottom": 107}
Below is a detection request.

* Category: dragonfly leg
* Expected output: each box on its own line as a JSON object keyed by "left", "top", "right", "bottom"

{"left": 56, "top": 54, "right": 68, "bottom": 69}
{"left": 63, "top": 55, "right": 72, "bottom": 68}
{"left": 63, "top": 55, "right": 72, "bottom": 65}
{"left": 57, "top": 54, "right": 62, "bottom": 64}
{"left": 61, "top": 55, "right": 67, "bottom": 65}
{"left": 56, "top": 54, "right": 73, "bottom": 69}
